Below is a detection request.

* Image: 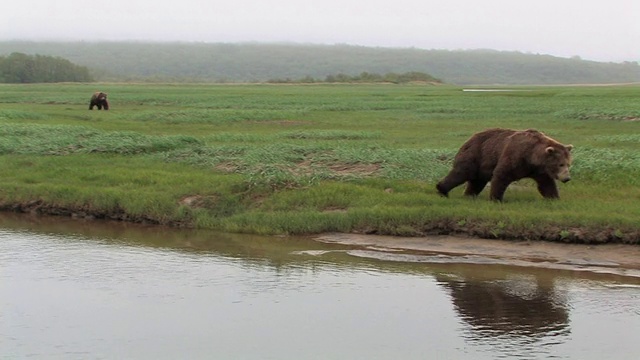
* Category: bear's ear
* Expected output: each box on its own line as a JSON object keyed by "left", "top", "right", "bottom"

{"left": 565, "top": 144, "right": 573, "bottom": 151}
{"left": 545, "top": 146, "right": 555, "bottom": 154}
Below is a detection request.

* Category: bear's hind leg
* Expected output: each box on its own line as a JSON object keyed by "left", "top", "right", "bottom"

{"left": 436, "top": 170, "right": 469, "bottom": 197}
{"left": 464, "top": 179, "right": 488, "bottom": 197}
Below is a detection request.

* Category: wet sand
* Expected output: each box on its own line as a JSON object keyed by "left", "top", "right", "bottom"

{"left": 315, "top": 233, "right": 640, "bottom": 278}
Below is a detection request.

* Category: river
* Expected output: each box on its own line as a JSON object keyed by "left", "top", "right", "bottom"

{"left": 1, "top": 213, "right": 639, "bottom": 360}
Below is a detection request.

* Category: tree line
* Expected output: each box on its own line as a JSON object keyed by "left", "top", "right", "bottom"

{"left": 0, "top": 42, "right": 639, "bottom": 84}
{"left": 267, "top": 71, "right": 442, "bottom": 84}
{"left": 0, "top": 52, "right": 93, "bottom": 83}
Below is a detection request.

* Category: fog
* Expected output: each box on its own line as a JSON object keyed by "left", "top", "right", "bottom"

{"left": 2, "top": 0, "right": 638, "bottom": 62}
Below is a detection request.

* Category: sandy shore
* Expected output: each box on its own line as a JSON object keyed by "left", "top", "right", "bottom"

{"left": 315, "top": 233, "right": 640, "bottom": 278}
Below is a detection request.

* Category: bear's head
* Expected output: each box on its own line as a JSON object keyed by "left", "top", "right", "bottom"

{"left": 97, "top": 92, "right": 107, "bottom": 101}
{"left": 544, "top": 144, "right": 573, "bottom": 182}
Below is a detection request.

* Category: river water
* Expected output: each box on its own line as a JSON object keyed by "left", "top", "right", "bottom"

{"left": 1, "top": 214, "right": 639, "bottom": 360}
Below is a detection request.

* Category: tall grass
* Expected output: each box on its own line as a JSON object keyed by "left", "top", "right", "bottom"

{"left": 1, "top": 83, "right": 639, "bottom": 243}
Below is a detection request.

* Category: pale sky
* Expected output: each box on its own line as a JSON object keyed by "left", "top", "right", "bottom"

{"left": 2, "top": 0, "right": 638, "bottom": 62}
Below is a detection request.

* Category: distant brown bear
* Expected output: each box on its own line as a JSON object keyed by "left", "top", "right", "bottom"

{"left": 436, "top": 128, "right": 573, "bottom": 201}
{"left": 89, "top": 91, "right": 109, "bottom": 110}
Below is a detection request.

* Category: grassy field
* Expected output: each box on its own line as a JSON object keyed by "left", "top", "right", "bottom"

{"left": 1, "top": 83, "right": 639, "bottom": 243}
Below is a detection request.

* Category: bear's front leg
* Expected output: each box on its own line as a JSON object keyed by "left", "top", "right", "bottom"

{"left": 534, "top": 175, "right": 559, "bottom": 199}
{"left": 489, "top": 178, "right": 511, "bottom": 201}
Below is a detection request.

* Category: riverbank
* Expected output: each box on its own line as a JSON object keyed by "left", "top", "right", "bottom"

{"left": 2, "top": 208, "right": 639, "bottom": 281}
{"left": 2, "top": 199, "right": 640, "bottom": 245}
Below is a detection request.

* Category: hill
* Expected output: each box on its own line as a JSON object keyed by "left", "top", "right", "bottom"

{"left": 0, "top": 41, "right": 638, "bottom": 85}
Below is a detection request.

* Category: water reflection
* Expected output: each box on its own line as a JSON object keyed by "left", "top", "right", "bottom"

{"left": 442, "top": 275, "right": 568, "bottom": 335}
{"left": 436, "top": 273, "right": 570, "bottom": 359}
{"left": 2, "top": 213, "right": 639, "bottom": 360}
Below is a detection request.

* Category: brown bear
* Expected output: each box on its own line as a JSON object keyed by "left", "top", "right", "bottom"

{"left": 89, "top": 91, "right": 109, "bottom": 110}
{"left": 436, "top": 128, "right": 573, "bottom": 201}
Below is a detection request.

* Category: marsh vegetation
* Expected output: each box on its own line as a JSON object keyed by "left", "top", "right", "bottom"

{"left": 1, "top": 83, "right": 639, "bottom": 243}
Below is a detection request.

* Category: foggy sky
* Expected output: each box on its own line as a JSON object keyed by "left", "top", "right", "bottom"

{"left": 2, "top": 0, "right": 638, "bottom": 62}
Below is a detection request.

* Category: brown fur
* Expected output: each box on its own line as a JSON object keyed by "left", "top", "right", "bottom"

{"left": 436, "top": 128, "right": 573, "bottom": 201}
{"left": 89, "top": 91, "right": 109, "bottom": 110}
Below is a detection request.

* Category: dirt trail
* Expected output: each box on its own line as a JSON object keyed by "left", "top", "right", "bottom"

{"left": 315, "top": 233, "right": 640, "bottom": 278}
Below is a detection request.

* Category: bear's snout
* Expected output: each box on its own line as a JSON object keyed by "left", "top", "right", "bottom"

{"left": 556, "top": 165, "right": 571, "bottom": 183}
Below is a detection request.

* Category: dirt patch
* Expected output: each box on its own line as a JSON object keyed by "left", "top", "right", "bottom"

{"left": 327, "top": 163, "right": 381, "bottom": 176}
{"left": 179, "top": 195, "right": 208, "bottom": 207}
{"left": 315, "top": 233, "right": 640, "bottom": 278}
{"left": 573, "top": 113, "right": 640, "bottom": 122}
{"left": 322, "top": 206, "right": 348, "bottom": 213}
{"left": 178, "top": 195, "right": 224, "bottom": 210}
{"left": 214, "top": 162, "right": 239, "bottom": 173}
{"left": 291, "top": 160, "right": 381, "bottom": 177}
{"left": 250, "top": 120, "right": 310, "bottom": 126}
{"left": 212, "top": 160, "right": 381, "bottom": 178}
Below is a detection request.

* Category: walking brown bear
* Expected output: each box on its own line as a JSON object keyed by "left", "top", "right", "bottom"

{"left": 436, "top": 128, "right": 573, "bottom": 201}
{"left": 89, "top": 92, "right": 109, "bottom": 110}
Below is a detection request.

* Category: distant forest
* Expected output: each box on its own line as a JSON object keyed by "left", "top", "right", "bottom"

{"left": 0, "top": 41, "right": 638, "bottom": 85}
{"left": 0, "top": 52, "right": 93, "bottom": 83}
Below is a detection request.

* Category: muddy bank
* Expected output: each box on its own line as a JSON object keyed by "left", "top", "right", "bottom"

{"left": 2, "top": 200, "right": 640, "bottom": 247}
{"left": 3, "top": 201, "right": 640, "bottom": 278}
{"left": 0, "top": 201, "right": 189, "bottom": 227}
{"left": 9, "top": 209, "right": 637, "bottom": 278}
{"left": 315, "top": 233, "right": 640, "bottom": 278}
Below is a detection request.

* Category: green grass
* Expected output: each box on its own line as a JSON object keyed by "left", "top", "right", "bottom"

{"left": 1, "top": 83, "right": 639, "bottom": 243}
